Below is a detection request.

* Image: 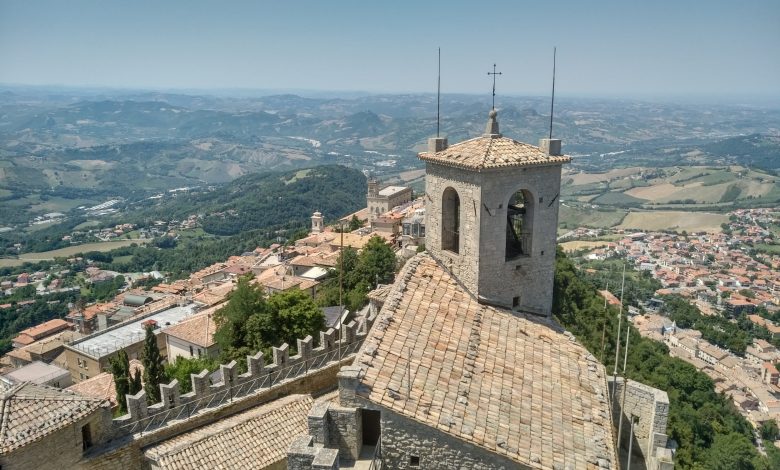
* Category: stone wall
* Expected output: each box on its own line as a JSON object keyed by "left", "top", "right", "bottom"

{"left": 610, "top": 377, "right": 671, "bottom": 465}
{"left": 377, "top": 407, "right": 526, "bottom": 470}
{"left": 476, "top": 164, "right": 562, "bottom": 315}
{"left": 424, "top": 163, "right": 484, "bottom": 298}
{"left": 77, "top": 309, "right": 379, "bottom": 470}
{"left": 0, "top": 410, "right": 111, "bottom": 470}
{"left": 83, "top": 357, "right": 352, "bottom": 470}
{"left": 425, "top": 162, "right": 563, "bottom": 316}
{"left": 331, "top": 366, "right": 523, "bottom": 470}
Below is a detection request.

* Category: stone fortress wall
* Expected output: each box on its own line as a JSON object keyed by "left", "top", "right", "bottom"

{"left": 610, "top": 377, "right": 674, "bottom": 470}
{"left": 79, "top": 308, "right": 380, "bottom": 470}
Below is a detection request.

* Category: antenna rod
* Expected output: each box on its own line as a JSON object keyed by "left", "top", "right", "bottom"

{"left": 437, "top": 47, "right": 441, "bottom": 138}
{"left": 549, "top": 47, "right": 556, "bottom": 140}
{"left": 339, "top": 221, "right": 344, "bottom": 362}
{"left": 599, "top": 281, "right": 609, "bottom": 363}
{"left": 617, "top": 324, "right": 631, "bottom": 449}
{"left": 611, "top": 263, "right": 626, "bottom": 400}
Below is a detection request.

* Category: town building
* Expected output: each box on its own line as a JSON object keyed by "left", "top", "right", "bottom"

{"left": 1, "top": 360, "right": 72, "bottom": 388}
{"left": 162, "top": 309, "right": 220, "bottom": 361}
{"left": 63, "top": 304, "right": 198, "bottom": 383}
{"left": 366, "top": 178, "right": 412, "bottom": 225}
{"left": 12, "top": 318, "right": 70, "bottom": 349}
{"left": 0, "top": 382, "right": 111, "bottom": 469}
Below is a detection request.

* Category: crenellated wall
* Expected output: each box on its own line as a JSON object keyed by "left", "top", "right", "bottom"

{"left": 78, "top": 310, "right": 379, "bottom": 470}
{"left": 112, "top": 313, "right": 376, "bottom": 437}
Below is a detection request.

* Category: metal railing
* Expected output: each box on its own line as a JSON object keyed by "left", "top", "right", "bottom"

{"left": 116, "top": 340, "right": 362, "bottom": 436}
{"left": 368, "top": 435, "right": 384, "bottom": 470}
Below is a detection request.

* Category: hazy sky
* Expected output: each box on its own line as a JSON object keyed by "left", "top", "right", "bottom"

{"left": 1, "top": 0, "right": 779, "bottom": 98}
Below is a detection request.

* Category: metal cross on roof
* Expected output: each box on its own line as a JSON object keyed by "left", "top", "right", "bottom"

{"left": 487, "top": 64, "right": 502, "bottom": 110}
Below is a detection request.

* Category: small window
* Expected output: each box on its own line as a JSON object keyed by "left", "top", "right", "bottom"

{"left": 513, "top": 296, "right": 520, "bottom": 309}
{"left": 410, "top": 456, "right": 420, "bottom": 467}
{"left": 189, "top": 345, "right": 194, "bottom": 356}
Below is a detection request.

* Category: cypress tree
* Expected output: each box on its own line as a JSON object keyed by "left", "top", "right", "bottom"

{"left": 130, "top": 366, "right": 143, "bottom": 395}
{"left": 109, "top": 349, "right": 130, "bottom": 413}
{"left": 142, "top": 324, "right": 167, "bottom": 404}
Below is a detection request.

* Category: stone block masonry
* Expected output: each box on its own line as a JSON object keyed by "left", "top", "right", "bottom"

{"left": 610, "top": 377, "right": 671, "bottom": 468}
{"left": 77, "top": 309, "right": 380, "bottom": 470}
{"left": 424, "top": 161, "right": 563, "bottom": 316}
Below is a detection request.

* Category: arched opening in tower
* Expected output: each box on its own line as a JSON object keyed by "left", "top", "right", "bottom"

{"left": 506, "top": 189, "right": 533, "bottom": 260}
{"left": 442, "top": 187, "right": 460, "bottom": 253}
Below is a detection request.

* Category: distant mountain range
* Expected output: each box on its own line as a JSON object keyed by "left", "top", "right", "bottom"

{"left": 1, "top": 89, "right": 778, "bottom": 224}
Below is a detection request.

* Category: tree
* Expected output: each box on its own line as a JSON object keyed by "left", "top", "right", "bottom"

{"left": 264, "top": 289, "right": 325, "bottom": 350}
{"left": 243, "top": 289, "right": 324, "bottom": 358}
{"left": 109, "top": 350, "right": 131, "bottom": 414}
{"left": 706, "top": 432, "right": 759, "bottom": 470}
{"left": 348, "top": 215, "right": 362, "bottom": 231}
{"left": 130, "top": 367, "right": 142, "bottom": 395}
{"left": 214, "top": 275, "right": 267, "bottom": 360}
{"left": 761, "top": 420, "right": 779, "bottom": 441}
{"left": 356, "top": 236, "right": 396, "bottom": 289}
{"left": 164, "top": 356, "right": 218, "bottom": 394}
{"left": 142, "top": 325, "right": 167, "bottom": 404}
{"left": 214, "top": 275, "right": 324, "bottom": 365}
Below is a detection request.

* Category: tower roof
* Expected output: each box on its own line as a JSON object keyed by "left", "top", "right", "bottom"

{"left": 352, "top": 253, "right": 617, "bottom": 468}
{"left": 419, "top": 110, "right": 571, "bottom": 171}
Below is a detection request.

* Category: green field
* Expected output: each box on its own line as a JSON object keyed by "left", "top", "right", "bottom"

{"left": 617, "top": 211, "right": 728, "bottom": 233}
{"left": 9, "top": 239, "right": 151, "bottom": 262}
{"left": 559, "top": 204, "right": 628, "bottom": 229}
{"left": 754, "top": 243, "right": 780, "bottom": 255}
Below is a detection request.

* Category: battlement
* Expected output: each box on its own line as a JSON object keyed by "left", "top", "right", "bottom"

{"left": 111, "top": 308, "right": 379, "bottom": 437}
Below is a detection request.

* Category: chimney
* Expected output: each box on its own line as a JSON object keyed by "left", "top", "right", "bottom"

{"left": 428, "top": 137, "right": 448, "bottom": 154}
{"left": 539, "top": 138, "right": 562, "bottom": 156}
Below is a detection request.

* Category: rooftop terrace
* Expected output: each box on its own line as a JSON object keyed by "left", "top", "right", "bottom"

{"left": 70, "top": 304, "right": 197, "bottom": 359}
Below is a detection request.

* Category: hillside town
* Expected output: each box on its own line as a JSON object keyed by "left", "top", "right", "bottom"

{"left": 0, "top": 111, "right": 776, "bottom": 470}
{"left": 0, "top": 177, "right": 425, "bottom": 385}
{"left": 561, "top": 207, "right": 780, "bottom": 451}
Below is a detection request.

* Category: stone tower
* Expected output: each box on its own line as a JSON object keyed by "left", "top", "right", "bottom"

{"left": 419, "top": 109, "right": 570, "bottom": 316}
{"left": 311, "top": 211, "right": 323, "bottom": 234}
{"left": 367, "top": 177, "right": 379, "bottom": 198}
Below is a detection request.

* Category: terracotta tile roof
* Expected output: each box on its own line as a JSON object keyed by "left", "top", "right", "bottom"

{"left": 353, "top": 254, "right": 616, "bottom": 469}
{"left": 162, "top": 309, "right": 217, "bottom": 348}
{"left": 66, "top": 360, "right": 143, "bottom": 407}
{"left": 144, "top": 394, "right": 313, "bottom": 469}
{"left": 13, "top": 319, "right": 70, "bottom": 344}
{"left": 419, "top": 135, "right": 570, "bottom": 171}
{"left": 0, "top": 382, "right": 107, "bottom": 453}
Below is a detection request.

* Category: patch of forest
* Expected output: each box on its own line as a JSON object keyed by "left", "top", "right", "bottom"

{"left": 554, "top": 249, "right": 779, "bottom": 469}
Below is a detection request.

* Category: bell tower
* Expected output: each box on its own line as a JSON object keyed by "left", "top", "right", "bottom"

{"left": 420, "top": 110, "right": 570, "bottom": 316}
{"left": 311, "top": 211, "right": 324, "bottom": 234}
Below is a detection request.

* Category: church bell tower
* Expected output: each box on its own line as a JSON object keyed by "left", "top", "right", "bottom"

{"left": 420, "top": 110, "right": 570, "bottom": 316}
